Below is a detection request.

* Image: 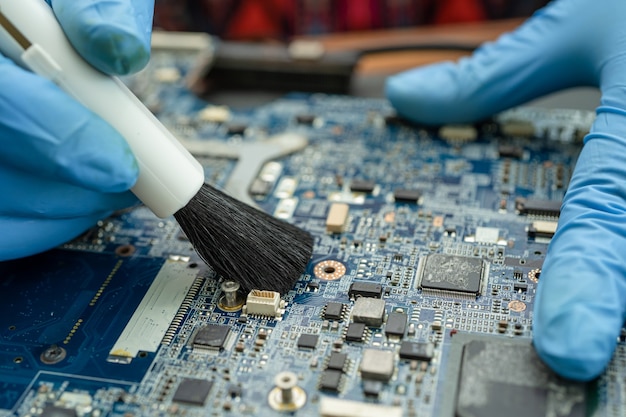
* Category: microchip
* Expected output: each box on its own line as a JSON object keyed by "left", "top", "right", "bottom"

{"left": 319, "top": 370, "right": 343, "bottom": 392}
{"left": 393, "top": 189, "right": 421, "bottom": 203}
{"left": 193, "top": 324, "right": 230, "bottom": 351}
{"left": 363, "top": 380, "right": 383, "bottom": 397}
{"left": 327, "top": 352, "right": 348, "bottom": 372}
{"left": 360, "top": 349, "right": 395, "bottom": 382}
{"left": 345, "top": 322, "right": 367, "bottom": 342}
{"left": 446, "top": 336, "right": 588, "bottom": 417}
{"left": 352, "top": 297, "right": 386, "bottom": 327}
{"left": 517, "top": 199, "right": 561, "bottom": 217}
{"left": 350, "top": 179, "right": 376, "bottom": 193}
{"left": 349, "top": 282, "right": 383, "bottom": 299}
{"left": 399, "top": 341, "right": 433, "bottom": 361}
{"left": 418, "top": 254, "right": 484, "bottom": 296}
{"left": 323, "top": 302, "right": 345, "bottom": 320}
{"left": 297, "top": 334, "right": 319, "bottom": 349}
{"left": 41, "top": 406, "right": 78, "bottom": 417}
{"left": 172, "top": 378, "right": 214, "bottom": 406}
{"left": 513, "top": 283, "right": 528, "bottom": 292}
{"left": 385, "top": 312, "right": 407, "bottom": 338}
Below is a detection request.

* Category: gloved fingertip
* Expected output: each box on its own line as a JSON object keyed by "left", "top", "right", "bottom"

{"left": 533, "top": 305, "right": 617, "bottom": 381}
{"left": 0, "top": 211, "right": 113, "bottom": 261}
{"left": 87, "top": 24, "right": 151, "bottom": 75}
{"left": 385, "top": 62, "right": 471, "bottom": 125}
{"left": 66, "top": 148, "right": 139, "bottom": 194}
{"left": 52, "top": 0, "right": 153, "bottom": 75}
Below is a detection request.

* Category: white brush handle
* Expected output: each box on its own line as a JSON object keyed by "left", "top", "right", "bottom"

{"left": 0, "top": 0, "right": 204, "bottom": 218}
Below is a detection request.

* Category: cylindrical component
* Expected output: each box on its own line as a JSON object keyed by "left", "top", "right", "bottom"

{"left": 221, "top": 280, "right": 241, "bottom": 308}
{"left": 0, "top": 0, "right": 204, "bottom": 218}
{"left": 268, "top": 371, "right": 306, "bottom": 411}
{"left": 274, "top": 372, "right": 297, "bottom": 404}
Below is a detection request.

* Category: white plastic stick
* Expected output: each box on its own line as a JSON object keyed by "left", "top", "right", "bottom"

{"left": 0, "top": 0, "right": 204, "bottom": 218}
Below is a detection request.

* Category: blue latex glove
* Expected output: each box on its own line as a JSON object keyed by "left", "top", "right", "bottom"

{"left": 0, "top": 0, "right": 154, "bottom": 260}
{"left": 387, "top": 0, "right": 626, "bottom": 381}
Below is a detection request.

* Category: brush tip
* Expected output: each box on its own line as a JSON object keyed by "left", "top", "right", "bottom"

{"left": 175, "top": 184, "right": 313, "bottom": 294}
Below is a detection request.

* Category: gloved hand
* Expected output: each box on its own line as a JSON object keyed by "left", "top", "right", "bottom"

{"left": 0, "top": 0, "right": 153, "bottom": 260}
{"left": 387, "top": 0, "right": 626, "bottom": 381}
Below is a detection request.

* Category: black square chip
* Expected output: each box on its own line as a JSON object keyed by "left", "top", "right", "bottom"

{"left": 454, "top": 338, "right": 587, "bottom": 417}
{"left": 324, "top": 302, "right": 345, "bottom": 320}
{"left": 172, "top": 378, "right": 214, "bottom": 406}
{"left": 385, "top": 311, "right": 407, "bottom": 337}
{"left": 297, "top": 333, "right": 319, "bottom": 349}
{"left": 326, "top": 352, "right": 348, "bottom": 372}
{"left": 345, "top": 322, "right": 367, "bottom": 342}
{"left": 319, "top": 370, "right": 343, "bottom": 392}
{"left": 193, "top": 324, "right": 230, "bottom": 350}
{"left": 419, "top": 254, "right": 484, "bottom": 295}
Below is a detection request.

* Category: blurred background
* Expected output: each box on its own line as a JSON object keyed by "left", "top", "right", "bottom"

{"left": 152, "top": 0, "right": 599, "bottom": 110}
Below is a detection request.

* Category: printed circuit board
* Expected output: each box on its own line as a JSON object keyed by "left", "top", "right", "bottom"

{"left": 0, "top": 33, "right": 619, "bottom": 417}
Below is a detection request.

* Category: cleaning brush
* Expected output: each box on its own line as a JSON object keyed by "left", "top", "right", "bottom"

{"left": 0, "top": 0, "right": 313, "bottom": 293}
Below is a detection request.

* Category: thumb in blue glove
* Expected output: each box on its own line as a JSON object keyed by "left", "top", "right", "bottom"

{"left": 386, "top": 0, "right": 626, "bottom": 381}
{"left": 0, "top": 0, "right": 154, "bottom": 260}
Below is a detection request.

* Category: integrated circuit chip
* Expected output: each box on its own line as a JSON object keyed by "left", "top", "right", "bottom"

{"left": 442, "top": 335, "right": 588, "bottom": 417}
{"left": 350, "top": 179, "right": 376, "bottom": 193}
{"left": 193, "top": 324, "right": 230, "bottom": 351}
{"left": 418, "top": 254, "right": 485, "bottom": 296}
{"left": 393, "top": 189, "right": 421, "bottom": 203}
{"left": 323, "top": 301, "right": 345, "bottom": 320}
{"left": 172, "top": 378, "right": 214, "bottom": 406}
{"left": 352, "top": 297, "right": 386, "bottom": 327}
{"left": 297, "top": 334, "right": 319, "bottom": 349}
{"left": 516, "top": 199, "right": 561, "bottom": 217}
{"left": 385, "top": 312, "right": 407, "bottom": 338}
{"left": 327, "top": 352, "right": 349, "bottom": 372}
{"left": 345, "top": 322, "right": 367, "bottom": 342}
{"left": 319, "top": 370, "right": 343, "bottom": 392}
{"left": 41, "top": 406, "right": 77, "bottom": 417}
{"left": 360, "top": 349, "right": 395, "bottom": 381}
{"left": 349, "top": 282, "right": 383, "bottom": 299}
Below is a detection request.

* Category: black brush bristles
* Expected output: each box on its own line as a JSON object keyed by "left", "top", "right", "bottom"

{"left": 174, "top": 183, "right": 314, "bottom": 294}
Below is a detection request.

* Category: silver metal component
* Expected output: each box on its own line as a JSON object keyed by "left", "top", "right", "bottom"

{"left": 268, "top": 371, "right": 306, "bottom": 411}
{"left": 40, "top": 344, "right": 66, "bottom": 365}
{"left": 218, "top": 280, "right": 244, "bottom": 311}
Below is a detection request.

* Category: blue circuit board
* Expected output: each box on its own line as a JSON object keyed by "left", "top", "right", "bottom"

{"left": 0, "top": 33, "right": 620, "bottom": 417}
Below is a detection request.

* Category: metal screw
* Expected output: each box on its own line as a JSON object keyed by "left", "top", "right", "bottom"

{"left": 221, "top": 280, "right": 241, "bottom": 308}
{"left": 40, "top": 344, "right": 66, "bottom": 365}
{"left": 274, "top": 372, "right": 297, "bottom": 404}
